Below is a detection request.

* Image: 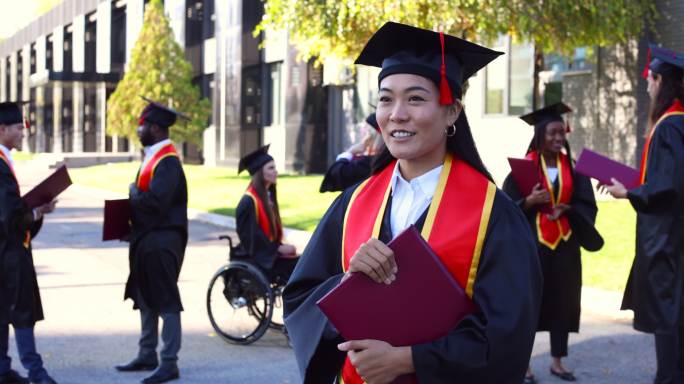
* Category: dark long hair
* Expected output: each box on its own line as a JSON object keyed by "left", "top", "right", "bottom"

{"left": 371, "top": 109, "right": 493, "bottom": 182}
{"left": 249, "top": 168, "right": 282, "bottom": 238}
{"left": 649, "top": 68, "right": 684, "bottom": 128}
{"left": 526, "top": 119, "right": 575, "bottom": 176}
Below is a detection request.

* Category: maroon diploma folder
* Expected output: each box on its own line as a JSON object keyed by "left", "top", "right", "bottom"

{"left": 575, "top": 148, "right": 640, "bottom": 189}
{"left": 22, "top": 165, "right": 72, "bottom": 208}
{"left": 316, "top": 225, "right": 476, "bottom": 347}
{"left": 507, "top": 157, "right": 552, "bottom": 214}
{"left": 102, "top": 199, "right": 131, "bottom": 241}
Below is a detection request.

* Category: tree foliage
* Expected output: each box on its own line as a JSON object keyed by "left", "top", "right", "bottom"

{"left": 256, "top": 0, "right": 657, "bottom": 63}
{"left": 107, "top": 0, "right": 210, "bottom": 146}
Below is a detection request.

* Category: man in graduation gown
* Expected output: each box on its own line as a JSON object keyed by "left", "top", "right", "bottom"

{"left": 115, "top": 98, "right": 188, "bottom": 384}
{"left": 0, "top": 102, "right": 58, "bottom": 384}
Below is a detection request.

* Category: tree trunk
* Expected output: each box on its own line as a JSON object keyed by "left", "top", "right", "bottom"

{"left": 532, "top": 45, "right": 544, "bottom": 109}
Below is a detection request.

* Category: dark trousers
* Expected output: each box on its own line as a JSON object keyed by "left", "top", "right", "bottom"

{"left": 550, "top": 331, "right": 569, "bottom": 358}
{"left": 138, "top": 308, "right": 181, "bottom": 367}
{"left": 654, "top": 328, "right": 684, "bottom": 384}
{"left": 0, "top": 324, "right": 48, "bottom": 381}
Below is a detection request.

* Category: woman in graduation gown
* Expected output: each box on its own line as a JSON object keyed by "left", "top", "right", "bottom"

{"left": 502, "top": 103, "right": 603, "bottom": 383}
{"left": 605, "top": 44, "right": 684, "bottom": 384}
{"left": 284, "top": 22, "right": 543, "bottom": 384}
{"left": 235, "top": 145, "right": 298, "bottom": 283}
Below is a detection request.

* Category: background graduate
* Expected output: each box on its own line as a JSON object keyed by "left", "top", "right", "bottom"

{"left": 235, "top": 145, "right": 298, "bottom": 283}
{"left": 319, "top": 113, "right": 385, "bottom": 193}
{"left": 284, "top": 22, "right": 542, "bottom": 384}
{"left": 605, "top": 44, "right": 684, "bottom": 384}
{"left": 0, "top": 102, "right": 58, "bottom": 384}
{"left": 502, "top": 103, "right": 603, "bottom": 383}
{"left": 116, "top": 98, "right": 188, "bottom": 384}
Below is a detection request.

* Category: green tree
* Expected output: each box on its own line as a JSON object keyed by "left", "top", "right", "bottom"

{"left": 107, "top": 0, "right": 210, "bottom": 146}
{"left": 257, "top": 0, "right": 656, "bottom": 107}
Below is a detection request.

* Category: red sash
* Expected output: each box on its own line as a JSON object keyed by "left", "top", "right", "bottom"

{"left": 0, "top": 151, "right": 31, "bottom": 249}
{"left": 526, "top": 151, "right": 572, "bottom": 250}
{"left": 640, "top": 99, "right": 684, "bottom": 184}
{"left": 136, "top": 143, "right": 178, "bottom": 192}
{"left": 244, "top": 185, "right": 283, "bottom": 242}
{"left": 339, "top": 154, "right": 496, "bottom": 384}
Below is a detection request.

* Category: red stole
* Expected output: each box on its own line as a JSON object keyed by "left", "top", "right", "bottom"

{"left": 339, "top": 154, "right": 496, "bottom": 384}
{"left": 136, "top": 143, "right": 178, "bottom": 192}
{"left": 0, "top": 150, "right": 31, "bottom": 249}
{"left": 526, "top": 151, "right": 573, "bottom": 250}
{"left": 640, "top": 99, "right": 684, "bottom": 184}
{"left": 244, "top": 185, "right": 282, "bottom": 242}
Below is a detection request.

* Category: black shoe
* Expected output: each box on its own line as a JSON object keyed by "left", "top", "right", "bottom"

{"left": 550, "top": 368, "right": 577, "bottom": 382}
{"left": 0, "top": 370, "right": 29, "bottom": 384}
{"left": 115, "top": 357, "right": 159, "bottom": 372}
{"left": 31, "top": 376, "right": 57, "bottom": 384}
{"left": 141, "top": 365, "right": 179, "bottom": 384}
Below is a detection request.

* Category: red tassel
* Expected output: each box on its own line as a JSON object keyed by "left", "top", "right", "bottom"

{"left": 566, "top": 122, "right": 571, "bottom": 133}
{"left": 23, "top": 117, "right": 30, "bottom": 130}
{"left": 439, "top": 32, "right": 453, "bottom": 105}
{"left": 642, "top": 47, "right": 651, "bottom": 79}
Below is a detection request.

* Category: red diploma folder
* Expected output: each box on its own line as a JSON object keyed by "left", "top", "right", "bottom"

{"left": 102, "top": 199, "right": 131, "bottom": 241}
{"left": 317, "top": 225, "right": 476, "bottom": 347}
{"left": 22, "top": 165, "right": 72, "bottom": 208}
{"left": 575, "top": 148, "right": 640, "bottom": 189}
{"left": 507, "top": 157, "right": 552, "bottom": 214}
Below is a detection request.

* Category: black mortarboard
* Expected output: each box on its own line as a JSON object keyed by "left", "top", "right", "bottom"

{"left": 138, "top": 96, "right": 190, "bottom": 128}
{"left": 365, "top": 113, "right": 379, "bottom": 132}
{"left": 0, "top": 102, "right": 25, "bottom": 125}
{"left": 520, "top": 102, "right": 573, "bottom": 132}
{"left": 645, "top": 43, "right": 684, "bottom": 77}
{"left": 354, "top": 22, "right": 503, "bottom": 104}
{"left": 238, "top": 144, "right": 274, "bottom": 175}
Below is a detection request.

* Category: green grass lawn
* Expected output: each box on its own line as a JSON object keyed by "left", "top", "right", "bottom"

{"left": 70, "top": 162, "right": 636, "bottom": 291}
{"left": 68, "top": 162, "right": 338, "bottom": 232}
{"left": 12, "top": 151, "right": 34, "bottom": 161}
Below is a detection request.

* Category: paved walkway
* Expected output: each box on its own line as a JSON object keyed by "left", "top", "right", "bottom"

{"left": 4, "top": 160, "right": 657, "bottom": 383}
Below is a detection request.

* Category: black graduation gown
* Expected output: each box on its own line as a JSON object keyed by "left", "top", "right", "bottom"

{"left": 502, "top": 171, "right": 601, "bottom": 332}
{"left": 622, "top": 114, "right": 684, "bottom": 334}
{"left": 319, "top": 156, "right": 373, "bottom": 193}
{"left": 0, "top": 160, "right": 44, "bottom": 327}
{"left": 124, "top": 155, "right": 188, "bottom": 313}
{"left": 284, "top": 184, "right": 542, "bottom": 384}
{"left": 235, "top": 194, "right": 280, "bottom": 270}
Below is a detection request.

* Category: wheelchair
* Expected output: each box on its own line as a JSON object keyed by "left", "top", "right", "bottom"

{"left": 206, "top": 234, "right": 287, "bottom": 345}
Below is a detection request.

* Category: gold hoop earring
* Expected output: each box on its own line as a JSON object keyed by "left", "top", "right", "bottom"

{"left": 445, "top": 123, "right": 456, "bottom": 137}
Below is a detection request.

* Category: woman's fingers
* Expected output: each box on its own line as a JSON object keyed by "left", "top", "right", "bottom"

{"left": 350, "top": 239, "right": 397, "bottom": 284}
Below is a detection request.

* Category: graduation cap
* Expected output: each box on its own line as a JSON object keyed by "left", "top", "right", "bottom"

{"left": 519, "top": 102, "right": 573, "bottom": 133}
{"left": 365, "top": 113, "right": 380, "bottom": 132}
{"left": 354, "top": 22, "right": 503, "bottom": 104}
{"left": 0, "top": 102, "right": 27, "bottom": 126}
{"left": 138, "top": 96, "right": 191, "bottom": 128}
{"left": 644, "top": 43, "right": 684, "bottom": 78}
{"left": 238, "top": 144, "right": 274, "bottom": 175}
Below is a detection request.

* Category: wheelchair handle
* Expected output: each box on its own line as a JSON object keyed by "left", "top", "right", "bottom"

{"left": 218, "top": 235, "right": 234, "bottom": 248}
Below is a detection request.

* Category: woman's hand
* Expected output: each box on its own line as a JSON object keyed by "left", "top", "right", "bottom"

{"left": 33, "top": 200, "right": 57, "bottom": 220}
{"left": 277, "top": 243, "right": 298, "bottom": 258}
{"left": 603, "top": 178, "right": 628, "bottom": 199}
{"left": 523, "top": 183, "right": 550, "bottom": 210}
{"left": 338, "top": 339, "right": 413, "bottom": 384}
{"left": 547, "top": 203, "right": 571, "bottom": 221}
{"left": 348, "top": 238, "right": 396, "bottom": 285}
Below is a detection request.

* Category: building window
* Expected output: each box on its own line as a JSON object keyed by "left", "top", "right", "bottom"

{"left": 484, "top": 35, "right": 534, "bottom": 116}
{"left": 264, "top": 62, "right": 283, "bottom": 126}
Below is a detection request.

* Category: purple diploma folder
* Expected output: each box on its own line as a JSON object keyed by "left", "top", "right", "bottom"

{"left": 316, "top": 225, "right": 476, "bottom": 347}
{"left": 507, "top": 157, "right": 552, "bottom": 214}
{"left": 22, "top": 165, "right": 72, "bottom": 208}
{"left": 575, "top": 149, "right": 640, "bottom": 189}
{"left": 102, "top": 199, "right": 131, "bottom": 241}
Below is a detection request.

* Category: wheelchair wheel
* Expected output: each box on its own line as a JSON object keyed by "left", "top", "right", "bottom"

{"left": 206, "top": 262, "right": 274, "bottom": 345}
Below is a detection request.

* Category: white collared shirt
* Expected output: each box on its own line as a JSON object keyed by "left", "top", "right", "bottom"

{"left": 141, "top": 138, "right": 172, "bottom": 170}
{"left": 546, "top": 167, "right": 559, "bottom": 183}
{"left": 0, "top": 143, "right": 14, "bottom": 168}
{"left": 389, "top": 162, "right": 443, "bottom": 238}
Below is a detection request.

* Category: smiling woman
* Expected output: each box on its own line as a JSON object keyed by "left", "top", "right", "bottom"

{"left": 283, "top": 22, "right": 543, "bottom": 384}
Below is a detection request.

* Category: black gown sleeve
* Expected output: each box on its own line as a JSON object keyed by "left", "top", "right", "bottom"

{"left": 627, "top": 120, "right": 684, "bottom": 214}
{"left": 566, "top": 172, "right": 603, "bottom": 251}
{"left": 0, "top": 164, "right": 38, "bottom": 244}
{"left": 283, "top": 191, "right": 351, "bottom": 383}
{"left": 502, "top": 172, "right": 526, "bottom": 209}
{"left": 411, "top": 191, "right": 542, "bottom": 384}
{"left": 130, "top": 157, "right": 182, "bottom": 215}
{"left": 235, "top": 195, "right": 280, "bottom": 270}
{"left": 319, "top": 156, "right": 372, "bottom": 193}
